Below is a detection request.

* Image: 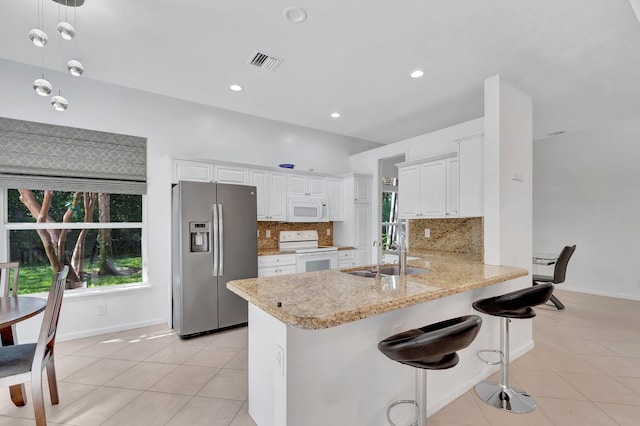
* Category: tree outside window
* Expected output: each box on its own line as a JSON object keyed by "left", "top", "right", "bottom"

{"left": 6, "top": 189, "right": 142, "bottom": 294}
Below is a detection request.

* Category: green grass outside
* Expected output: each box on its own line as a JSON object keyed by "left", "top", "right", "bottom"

{"left": 17, "top": 257, "right": 143, "bottom": 294}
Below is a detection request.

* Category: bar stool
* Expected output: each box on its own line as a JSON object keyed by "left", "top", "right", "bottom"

{"left": 378, "top": 315, "right": 482, "bottom": 426}
{"left": 472, "top": 283, "right": 554, "bottom": 413}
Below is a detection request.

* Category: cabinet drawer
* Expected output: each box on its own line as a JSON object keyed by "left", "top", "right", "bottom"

{"left": 338, "top": 250, "right": 355, "bottom": 260}
{"left": 338, "top": 260, "right": 357, "bottom": 269}
{"left": 258, "top": 254, "right": 296, "bottom": 267}
{"left": 258, "top": 264, "right": 297, "bottom": 277}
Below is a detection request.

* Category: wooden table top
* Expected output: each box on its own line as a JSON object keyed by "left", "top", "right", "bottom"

{"left": 0, "top": 296, "right": 47, "bottom": 329}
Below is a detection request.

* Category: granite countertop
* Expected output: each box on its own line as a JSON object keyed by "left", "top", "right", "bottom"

{"left": 228, "top": 250, "right": 528, "bottom": 330}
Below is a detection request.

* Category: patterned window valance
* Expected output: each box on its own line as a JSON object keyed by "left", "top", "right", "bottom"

{"left": 0, "top": 117, "right": 146, "bottom": 194}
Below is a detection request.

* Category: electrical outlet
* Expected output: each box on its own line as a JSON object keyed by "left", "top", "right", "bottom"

{"left": 327, "top": 228, "right": 331, "bottom": 236}
{"left": 424, "top": 229, "right": 430, "bottom": 238}
{"left": 98, "top": 304, "right": 107, "bottom": 316}
{"left": 266, "top": 230, "right": 271, "bottom": 238}
{"left": 256, "top": 229, "right": 260, "bottom": 238}
{"left": 275, "top": 344, "right": 285, "bottom": 376}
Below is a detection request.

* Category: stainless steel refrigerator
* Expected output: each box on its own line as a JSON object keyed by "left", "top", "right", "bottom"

{"left": 172, "top": 181, "right": 257, "bottom": 337}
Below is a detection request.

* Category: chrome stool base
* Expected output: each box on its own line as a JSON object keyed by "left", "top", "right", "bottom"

{"left": 475, "top": 381, "right": 536, "bottom": 413}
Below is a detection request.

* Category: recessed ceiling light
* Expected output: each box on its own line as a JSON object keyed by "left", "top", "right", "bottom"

{"left": 410, "top": 70, "right": 424, "bottom": 79}
{"left": 330, "top": 112, "right": 341, "bottom": 119}
{"left": 283, "top": 7, "right": 308, "bottom": 23}
{"left": 229, "top": 84, "right": 243, "bottom": 92}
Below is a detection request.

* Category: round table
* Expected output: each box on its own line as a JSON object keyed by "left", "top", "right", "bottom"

{"left": 0, "top": 296, "right": 47, "bottom": 406}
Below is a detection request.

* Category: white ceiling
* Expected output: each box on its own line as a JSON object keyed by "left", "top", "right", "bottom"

{"left": 1, "top": 0, "right": 639, "bottom": 144}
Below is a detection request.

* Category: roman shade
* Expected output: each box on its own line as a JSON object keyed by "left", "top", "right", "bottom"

{"left": 0, "top": 117, "right": 146, "bottom": 194}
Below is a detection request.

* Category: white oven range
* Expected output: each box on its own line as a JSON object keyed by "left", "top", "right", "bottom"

{"left": 279, "top": 230, "right": 338, "bottom": 273}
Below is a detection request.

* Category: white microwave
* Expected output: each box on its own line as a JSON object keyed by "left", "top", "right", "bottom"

{"left": 287, "top": 196, "right": 329, "bottom": 222}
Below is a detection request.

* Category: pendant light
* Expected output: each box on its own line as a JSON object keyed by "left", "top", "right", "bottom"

{"left": 66, "top": 59, "right": 84, "bottom": 76}
{"left": 56, "top": 21, "right": 75, "bottom": 40}
{"left": 28, "top": 0, "right": 47, "bottom": 47}
{"left": 51, "top": 91, "right": 69, "bottom": 111}
{"left": 33, "top": 76, "right": 53, "bottom": 96}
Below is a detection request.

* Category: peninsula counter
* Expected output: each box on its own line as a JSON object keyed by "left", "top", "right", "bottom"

{"left": 228, "top": 251, "right": 529, "bottom": 425}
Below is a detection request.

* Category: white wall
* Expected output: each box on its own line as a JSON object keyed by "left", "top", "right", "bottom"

{"left": 0, "top": 59, "right": 380, "bottom": 341}
{"left": 533, "top": 120, "right": 640, "bottom": 300}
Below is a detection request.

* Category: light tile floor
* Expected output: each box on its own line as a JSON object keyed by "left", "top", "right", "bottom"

{"left": 0, "top": 289, "right": 639, "bottom": 425}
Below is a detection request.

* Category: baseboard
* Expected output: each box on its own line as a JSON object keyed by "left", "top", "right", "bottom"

{"left": 559, "top": 285, "right": 640, "bottom": 302}
{"left": 429, "top": 339, "right": 535, "bottom": 415}
{"left": 57, "top": 317, "right": 168, "bottom": 342}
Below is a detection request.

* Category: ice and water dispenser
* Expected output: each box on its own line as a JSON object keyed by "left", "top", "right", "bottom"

{"left": 189, "top": 222, "right": 210, "bottom": 253}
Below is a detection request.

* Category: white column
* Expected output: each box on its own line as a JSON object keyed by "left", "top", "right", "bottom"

{"left": 483, "top": 75, "right": 533, "bottom": 270}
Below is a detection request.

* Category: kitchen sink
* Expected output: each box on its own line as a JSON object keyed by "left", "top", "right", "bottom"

{"left": 377, "top": 266, "right": 429, "bottom": 275}
{"left": 347, "top": 270, "right": 380, "bottom": 278}
{"left": 344, "top": 266, "right": 429, "bottom": 278}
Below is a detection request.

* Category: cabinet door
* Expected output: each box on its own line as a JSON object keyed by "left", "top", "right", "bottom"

{"left": 214, "top": 165, "right": 248, "bottom": 185}
{"left": 249, "top": 170, "right": 269, "bottom": 220}
{"left": 173, "top": 160, "right": 212, "bottom": 183}
{"left": 459, "top": 135, "right": 484, "bottom": 217}
{"left": 419, "top": 160, "right": 445, "bottom": 217}
{"left": 445, "top": 158, "right": 459, "bottom": 218}
{"left": 398, "top": 165, "right": 421, "bottom": 219}
{"left": 328, "top": 178, "right": 344, "bottom": 221}
{"left": 287, "top": 174, "right": 308, "bottom": 196}
{"left": 355, "top": 204, "right": 371, "bottom": 266}
{"left": 268, "top": 172, "right": 288, "bottom": 221}
{"left": 354, "top": 176, "right": 370, "bottom": 204}
{"left": 308, "top": 176, "right": 326, "bottom": 197}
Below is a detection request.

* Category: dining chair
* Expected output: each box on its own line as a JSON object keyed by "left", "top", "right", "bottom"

{"left": 0, "top": 265, "right": 69, "bottom": 426}
{"left": 532, "top": 245, "right": 576, "bottom": 310}
{"left": 0, "top": 262, "right": 20, "bottom": 297}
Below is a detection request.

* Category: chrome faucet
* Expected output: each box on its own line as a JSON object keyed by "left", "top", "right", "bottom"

{"left": 398, "top": 221, "right": 407, "bottom": 275}
{"left": 373, "top": 240, "right": 382, "bottom": 280}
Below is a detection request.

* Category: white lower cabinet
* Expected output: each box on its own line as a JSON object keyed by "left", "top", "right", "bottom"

{"left": 337, "top": 250, "right": 356, "bottom": 269}
{"left": 258, "top": 254, "right": 296, "bottom": 277}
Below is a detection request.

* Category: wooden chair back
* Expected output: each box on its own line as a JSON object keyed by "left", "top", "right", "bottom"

{"left": 33, "top": 266, "right": 69, "bottom": 370}
{"left": 0, "top": 262, "right": 20, "bottom": 297}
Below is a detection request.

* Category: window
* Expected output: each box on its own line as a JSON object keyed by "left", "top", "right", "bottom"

{"left": 4, "top": 189, "right": 143, "bottom": 294}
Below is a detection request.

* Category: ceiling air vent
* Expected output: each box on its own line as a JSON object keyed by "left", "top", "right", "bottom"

{"left": 249, "top": 51, "right": 283, "bottom": 71}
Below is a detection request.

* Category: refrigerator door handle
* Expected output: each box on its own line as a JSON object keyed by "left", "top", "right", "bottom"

{"left": 212, "top": 203, "right": 219, "bottom": 277}
{"left": 218, "top": 203, "right": 224, "bottom": 276}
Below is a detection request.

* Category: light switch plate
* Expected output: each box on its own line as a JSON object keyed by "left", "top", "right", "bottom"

{"left": 327, "top": 229, "right": 331, "bottom": 236}
{"left": 424, "top": 229, "right": 430, "bottom": 238}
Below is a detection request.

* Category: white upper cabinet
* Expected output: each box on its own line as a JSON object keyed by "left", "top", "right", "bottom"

{"left": 353, "top": 176, "right": 371, "bottom": 204}
{"left": 457, "top": 134, "right": 484, "bottom": 217}
{"left": 397, "top": 154, "right": 458, "bottom": 219}
{"left": 287, "top": 174, "right": 326, "bottom": 197}
{"left": 328, "top": 178, "right": 345, "bottom": 221}
{"left": 445, "top": 157, "right": 459, "bottom": 218}
{"left": 173, "top": 160, "right": 213, "bottom": 183}
{"left": 250, "top": 169, "right": 287, "bottom": 221}
{"left": 418, "top": 159, "right": 446, "bottom": 217}
{"left": 397, "top": 164, "right": 421, "bottom": 217}
{"left": 213, "top": 164, "right": 248, "bottom": 185}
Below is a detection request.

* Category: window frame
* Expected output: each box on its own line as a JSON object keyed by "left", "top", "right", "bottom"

{"left": 0, "top": 188, "right": 149, "bottom": 298}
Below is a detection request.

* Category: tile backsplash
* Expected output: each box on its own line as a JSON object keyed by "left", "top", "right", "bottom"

{"left": 408, "top": 217, "right": 483, "bottom": 254}
{"left": 257, "top": 222, "right": 334, "bottom": 250}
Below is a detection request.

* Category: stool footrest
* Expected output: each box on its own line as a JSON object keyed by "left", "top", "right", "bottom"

{"left": 387, "top": 399, "right": 418, "bottom": 426}
{"left": 476, "top": 349, "right": 503, "bottom": 366}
